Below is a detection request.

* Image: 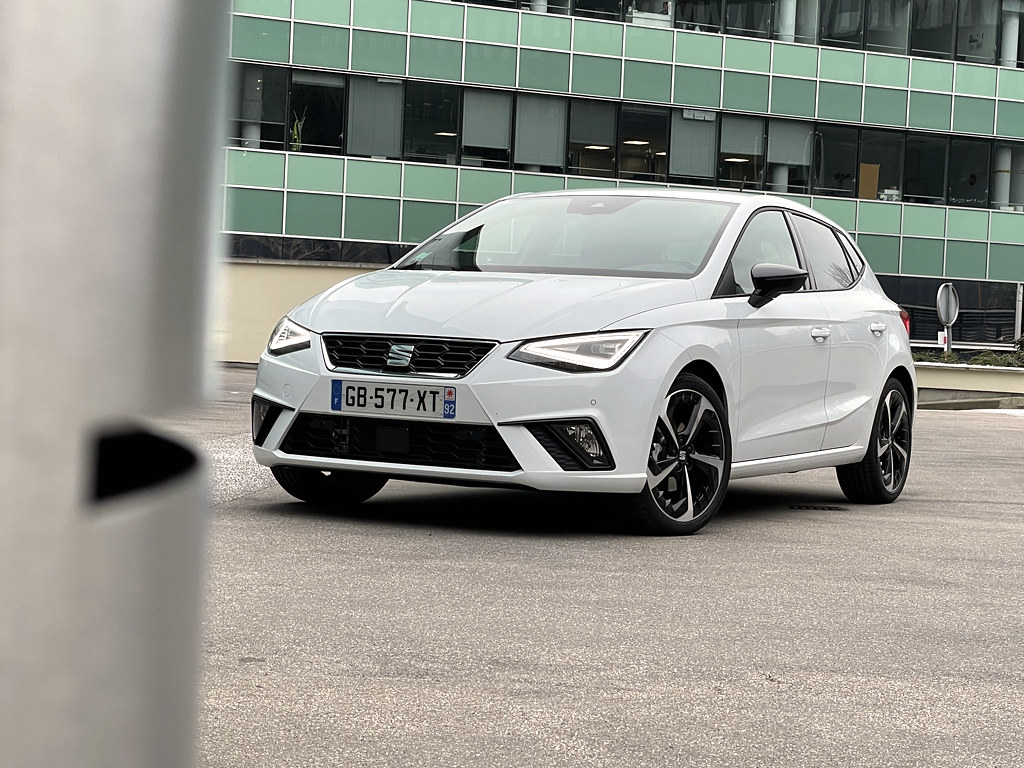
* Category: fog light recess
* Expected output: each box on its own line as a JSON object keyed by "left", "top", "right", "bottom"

{"left": 522, "top": 419, "right": 615, "bottom": 471}
{"left": 252, "top": 397, "right": 286, "bottom": 447}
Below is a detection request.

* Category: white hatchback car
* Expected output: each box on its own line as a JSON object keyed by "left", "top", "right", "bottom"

{"left": 252, "top": 190, "right": 915, "bottom": 534}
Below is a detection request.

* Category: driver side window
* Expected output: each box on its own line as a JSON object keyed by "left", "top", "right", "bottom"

{"left": 724, "top": 210, "right": 802, "bottom": 295}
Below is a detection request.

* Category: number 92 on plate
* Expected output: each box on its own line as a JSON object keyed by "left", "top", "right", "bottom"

{"left": 331, "top": 380, "right": 456, "bottom": 420}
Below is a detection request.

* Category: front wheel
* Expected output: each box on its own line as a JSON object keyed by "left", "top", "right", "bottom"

{"left": 626, "top": 374, "right": 732, "bottom": 535}
{"left": 271, "top": 465, "right": 388, "bottom": 507}
{"left": 836, "top": 378, "right": 912, "bottom": 504}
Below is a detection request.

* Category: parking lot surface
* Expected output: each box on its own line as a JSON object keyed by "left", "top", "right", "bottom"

{"left": 182, "top": 367, "right": 1024, "bottom": 768}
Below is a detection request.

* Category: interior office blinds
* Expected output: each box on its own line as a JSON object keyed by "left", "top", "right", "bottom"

{"left": 569, "top": 100, "right": 616, "bottom": 145}
{"left": 514, "top": 95, "right": 567, "bottom": 167}
{"left": 719, "top": 115, "right": 764, "bottom": 156}
{"left": 463, "top": 90, "right": 512, "bottom": 149}
{"left": 768, "top": 119, "right": 814, "bottom": 166}
{"left": 669, "top": 110, "right": 716, "bottom": 178}
{"left": 347, "top": 76, "right": 402, "bottom": 158}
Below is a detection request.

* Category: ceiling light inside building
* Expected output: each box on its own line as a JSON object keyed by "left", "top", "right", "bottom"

{"left": 434, "top": 131, "right": 458, "bottom": 137}
{"left": 623, "top": 140, "right": 650, "bottom": 146}
{"left": 723, "top": 157, "right": 750, "bottom": 163}
{"left": 584, "top": 145, "right": 611, "bottom": 150}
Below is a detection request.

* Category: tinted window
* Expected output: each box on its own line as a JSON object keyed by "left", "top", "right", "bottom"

{"left": 725, "top": 210, "right": 802, "bottom": 294}
{"left": 792, "top": 215, "right": 855, "bottom": 290}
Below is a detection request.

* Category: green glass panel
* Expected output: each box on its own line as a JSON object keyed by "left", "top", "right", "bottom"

{"left": 772, "top": 44, "right": 817, "bottom": 78}
{"left": 285, "top": 192, "right": 343, "bottom": 238}
{"left": 855, "top": 234, "right": 899, "bottom": 273}
{"left": 350, "top": 30, "right": 407, "bottom": 75}
{"left": 233, "top": 0, "right": 290, "bottom": 17}
{"left": 675, "top": 31, "right": 722, "bottom": 66}
{"left": 863, "top": 87, "right": 907, "bottom": 127}
{"left": 521, "top": 13, "right": 571, "bottom": 50}
{"left": 226, "top": 149, "right": 285, "bottom": 187}
{"left": 908, "top": 91, "right": 951, "bottom": 131}
{"left": 817, "top": 82, "right": 862, "bottom": 122}
{"left": 987, "top": 244, "right": 1024, "bottom": 281}
{"left": 408, "top": 37, "right": 462, "bottom": 81}
{"left": 724, "top": 38, "right": 771, "bottom": 73}
{"left": 410, "top": 0, "right": 463, "bottom": 38}
{"left": 292, "top": 24, "right": 350, "bottom": 70}
{"left": 954, "top": 63, "right": 996, "bottom": 97}
{"left": 819, "top": 49, "right": 864, "bottom": 83}
{"left": 623, "top": 61, "right": 671, "bottom": 103}
{"left": 225, "top": 188, "right": 283, "bottom": 233}
{"left": 459, "top": 169, "right": 512, "bottom": 204}
{"left": 998, "top": 68, "right": 1024, "bottom": 101}
{"left": 458, "top": 204, "right": 480, "bottom": 218}
{"left": 811, "top": 198, "right": 857, "bottom": 231}
{"left": 294, "top": 0, "right": 350, "bottom": 25}
{"left": 900, "top": 237, "right": 944, "bottom": 276}
{"left": 571, "top": 55, "right": 622, "bottom": 98}
{"left": 721, "top": 72, "right": 769, "bottom": 113}
{"left": 865, "top": 54, "right": 909, "bottom": 88}
{"left": 513, "top": 174, "right": 566, "bottom": 194}
{"left": 573, "top": 19, "right": 623, "bottom": 57}
{"left": 673, "top": 66, "right": 721, "bottom": 107}
{"left": 403, "top": 164, "right": 458, "bottom": 201}
{"left": 909, "top": 59, "right": 952, "bottom": 92}
{"left": 996, "top": 101, "right": 1024, "bottom": 139}
{"left": 466, "top": 6, "right": 518, "bottom": 45}
{"left": 230, "top": 16, "right": 289, "bottom": 63}
{"left": 344, "top": 197, "right": 400, "bottom": 241}
{"left": 952, "top": 96, "right": 995, "bottom": 135}
{"left": 402, "top": 201, "right": 457, "bottom": 242}
{"left": 902, "top": 205, "right": 946, "bottom": 237}
{"left": 625, "top": 26, "right": 673, "bottom": 62}
{"left": 770, "top": 77, "right": 815, "bottom": 118}
{"left": 778, "top": 194, "right": 812, "bottom": 206}
{"left": 287, "top": 155, "right": 344, "bottom": 193}
{"left": 856, "top": 201, "right": 901, "bottom": 233}
{"left": 990, "top": 211, "right": 1024, "bottom": 243}
{"left": 618, "top": 180, "right": 668, "bottom": 188}
{"left": 519, "top": 49, "right": 570, "bottom": 92}
{"left": 946, "top": 208, "right": 989, "bottom": 240}
{"left": 465, "top": 43, "right": 517, "bottom": 86}
{"left": 566, "top": 177, "right": 618, "bottom": 189}
{"left": 346, "top": 160, "right": 402, "bottom": 197}
{"left": 944, "top": 240, "right": 987, "bottom": 278}
{"left": 351, "top": 0, "right": 408, "bottom": 33}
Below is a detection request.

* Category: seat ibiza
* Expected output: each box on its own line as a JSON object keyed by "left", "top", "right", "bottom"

{"left": 252, "top": 190, "right": 915, "bottom": 534}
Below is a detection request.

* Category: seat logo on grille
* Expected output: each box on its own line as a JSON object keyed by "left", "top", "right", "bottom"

{"left": 386, "top": 343, "right": 415, "bottom": 367}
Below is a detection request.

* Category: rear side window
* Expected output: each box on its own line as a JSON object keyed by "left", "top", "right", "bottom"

{"left": 723, "top": 210, "right": 802, "bottom": 295}
{"left": 792, "top": 215, "right": 855, "bottom": 291}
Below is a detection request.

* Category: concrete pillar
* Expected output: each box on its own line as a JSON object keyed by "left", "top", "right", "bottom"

{"left": 771, "top": 164, "right": 790, "bottom": 193}
{"left": 776, "top": 0, "right": 797, "bottom": 42}
{"left": 993, "top": 145, "right": 1013, "bottom": 208}
{"left": 1001, "top": 2, "right": 1021, "bottom": 68}
{"left": 531, "top": 0, "right": 548, "bottom": 11}
{"left": 1011, "top": 148, "right": 1024, "bottom": 208}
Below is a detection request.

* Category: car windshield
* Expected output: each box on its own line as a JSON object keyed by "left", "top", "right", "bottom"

{"left": 394, "top": 195, "right": 736, "bottom": 279}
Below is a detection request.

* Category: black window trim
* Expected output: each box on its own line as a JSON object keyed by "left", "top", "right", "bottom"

{"left": 785, "top": 211, "right": 864, "bottom": 293}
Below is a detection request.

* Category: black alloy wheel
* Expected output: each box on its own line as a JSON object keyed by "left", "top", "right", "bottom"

{"left": 837, "top": 378, "right": 912, "bottom": 504}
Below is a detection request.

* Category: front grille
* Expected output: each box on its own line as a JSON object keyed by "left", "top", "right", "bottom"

{"left": 322, "top": 334, "right": 497, "bottom": 377}
{"left": 281, "top": 414, "right": 520, "bottom": 471}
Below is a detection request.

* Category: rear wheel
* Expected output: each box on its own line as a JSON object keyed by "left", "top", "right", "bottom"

{"left": 271, "top": 465, "right": 388, "bottom": 506}
{"left": 836, "top": 378, "right": 912, "bottom": 504}
{"left": 627, "top": 374, "right": 731, "bottom": 535}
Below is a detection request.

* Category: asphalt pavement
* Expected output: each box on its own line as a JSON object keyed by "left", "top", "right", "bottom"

{"left": 177, "top": 367, "right": 1024, "bottom": 768}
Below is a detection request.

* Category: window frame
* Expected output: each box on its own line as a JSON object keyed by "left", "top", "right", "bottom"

{"left": 787, "top": 212, "right": 863, "bottom": 292}
{"left": 713, "top": 206, "right": 808, "bottom": 298}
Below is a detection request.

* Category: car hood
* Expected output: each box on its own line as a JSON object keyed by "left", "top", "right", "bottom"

{"left": 291, "top": 269, "right": 697, "bottom": 342}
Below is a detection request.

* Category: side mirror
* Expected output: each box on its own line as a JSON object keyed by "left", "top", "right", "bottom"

{"left": 748, "top": 263, "right": 808, "bottom": 307}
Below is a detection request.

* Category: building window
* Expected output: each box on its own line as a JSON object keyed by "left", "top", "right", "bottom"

{"left": 573, "top": 0, "right": 622, "bottom": 21}
{"left": 948, "top": 138, "right": 991, "bottom": 207}
{"left": 910, "top": 0, "right": 956, "bottom": 59}
{"left": 461, "top": 89, "right": 513, "bottom": 168}
{"left": 403, "top": 82, "right": 460, "bottom": 165}
{"left": 514, "top": 94, "right": 568, "bottom": 173}
{"left": 232, "top": 64, "right": 288, "bottom": 151}
{"left": 821, "top": 0, "right": 865, "bottom": 48}
{"left": 718, "top": 115, "right": 765, "bottom": 190}
{"left": 347, "top": 77, "right": 403, "bottom": 159}
{"left": 669, "top": 109, "right": 717, "bottom": 184}
{"left": 904, "top": 133, "right": 948, "bottom": 204}
{"left": 859, "top": 129, "right": 904, "bottom": 200}
{"left": 956, "top": 0, "right": 998, "bottom": 62}
{"left": 812, "top": 125, "right": 859, "bottom": 197}
{"left": 866, "top": 0, "right": 911, "bottom": 53}
{"left": 677, "top": 0, "right": 723, "bottom": 31}
{"left": 619, "top": 105, "right": 669, "bottom": 181}
{"left": 767, "top": 119, "right": 814, "bottom": 194}
{"left": 289, "top": 71, "right": 346, "bottom": 154}
{"left": 724, "top": 0, "right": 772, "bottom": 37}
{"left": 568, "top": 100, "right": 617, "bottom": 177}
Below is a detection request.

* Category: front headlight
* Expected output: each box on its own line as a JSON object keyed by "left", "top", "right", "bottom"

{"left": 267, "top": 316, "right": 311, "bottom": 356}
{"left": 508, "top": 331, "right": 648, "bottom": 372}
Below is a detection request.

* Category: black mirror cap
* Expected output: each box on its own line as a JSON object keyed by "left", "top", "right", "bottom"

{"left": 748, "top": 263, "right": 809, "bottom": 307}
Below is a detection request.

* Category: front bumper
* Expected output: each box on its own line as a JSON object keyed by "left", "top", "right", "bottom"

{"left": 252, "top": 333, "right": 687, "bottom": 494}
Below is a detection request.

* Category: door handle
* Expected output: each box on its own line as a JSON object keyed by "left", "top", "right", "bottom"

{"left": 810, "top": 328, "right": 831, "bottom": 342}
{"left": 869, "top": 322, "right": 887, "bottom": 335}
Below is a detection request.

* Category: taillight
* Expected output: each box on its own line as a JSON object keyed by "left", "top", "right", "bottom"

{"left": 899, "top": 309, "right": 911, "bottom": 336}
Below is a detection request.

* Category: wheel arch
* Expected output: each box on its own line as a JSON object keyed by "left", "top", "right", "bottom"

{"left": 886, "top": 365, "right": 916, "bottom": 415}
{"left": 679, "top": 359, "right": 728, "bottom": 412}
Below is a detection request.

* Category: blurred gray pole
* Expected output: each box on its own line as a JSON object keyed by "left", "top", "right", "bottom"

{"left": 0, "top": 2, "right": 228, "bottom": 767}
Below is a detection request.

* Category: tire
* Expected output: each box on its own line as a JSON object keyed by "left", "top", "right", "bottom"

{"left": 271, "top": 465, "right": 388, "bottom": 507}
{"left": 836, "top": 378, "right": 912, "bottom": 504}
{"left": 626, "top": 373, "right": 732, "bottom": 535}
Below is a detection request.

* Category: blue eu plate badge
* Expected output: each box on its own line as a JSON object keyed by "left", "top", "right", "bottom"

{"left": 443, "top": 386, "right": 456, "bottom": 419}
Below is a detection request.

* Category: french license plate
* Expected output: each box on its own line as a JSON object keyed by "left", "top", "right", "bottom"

{"left": 331, "top": 380, "right": 456, "bottom": 420}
